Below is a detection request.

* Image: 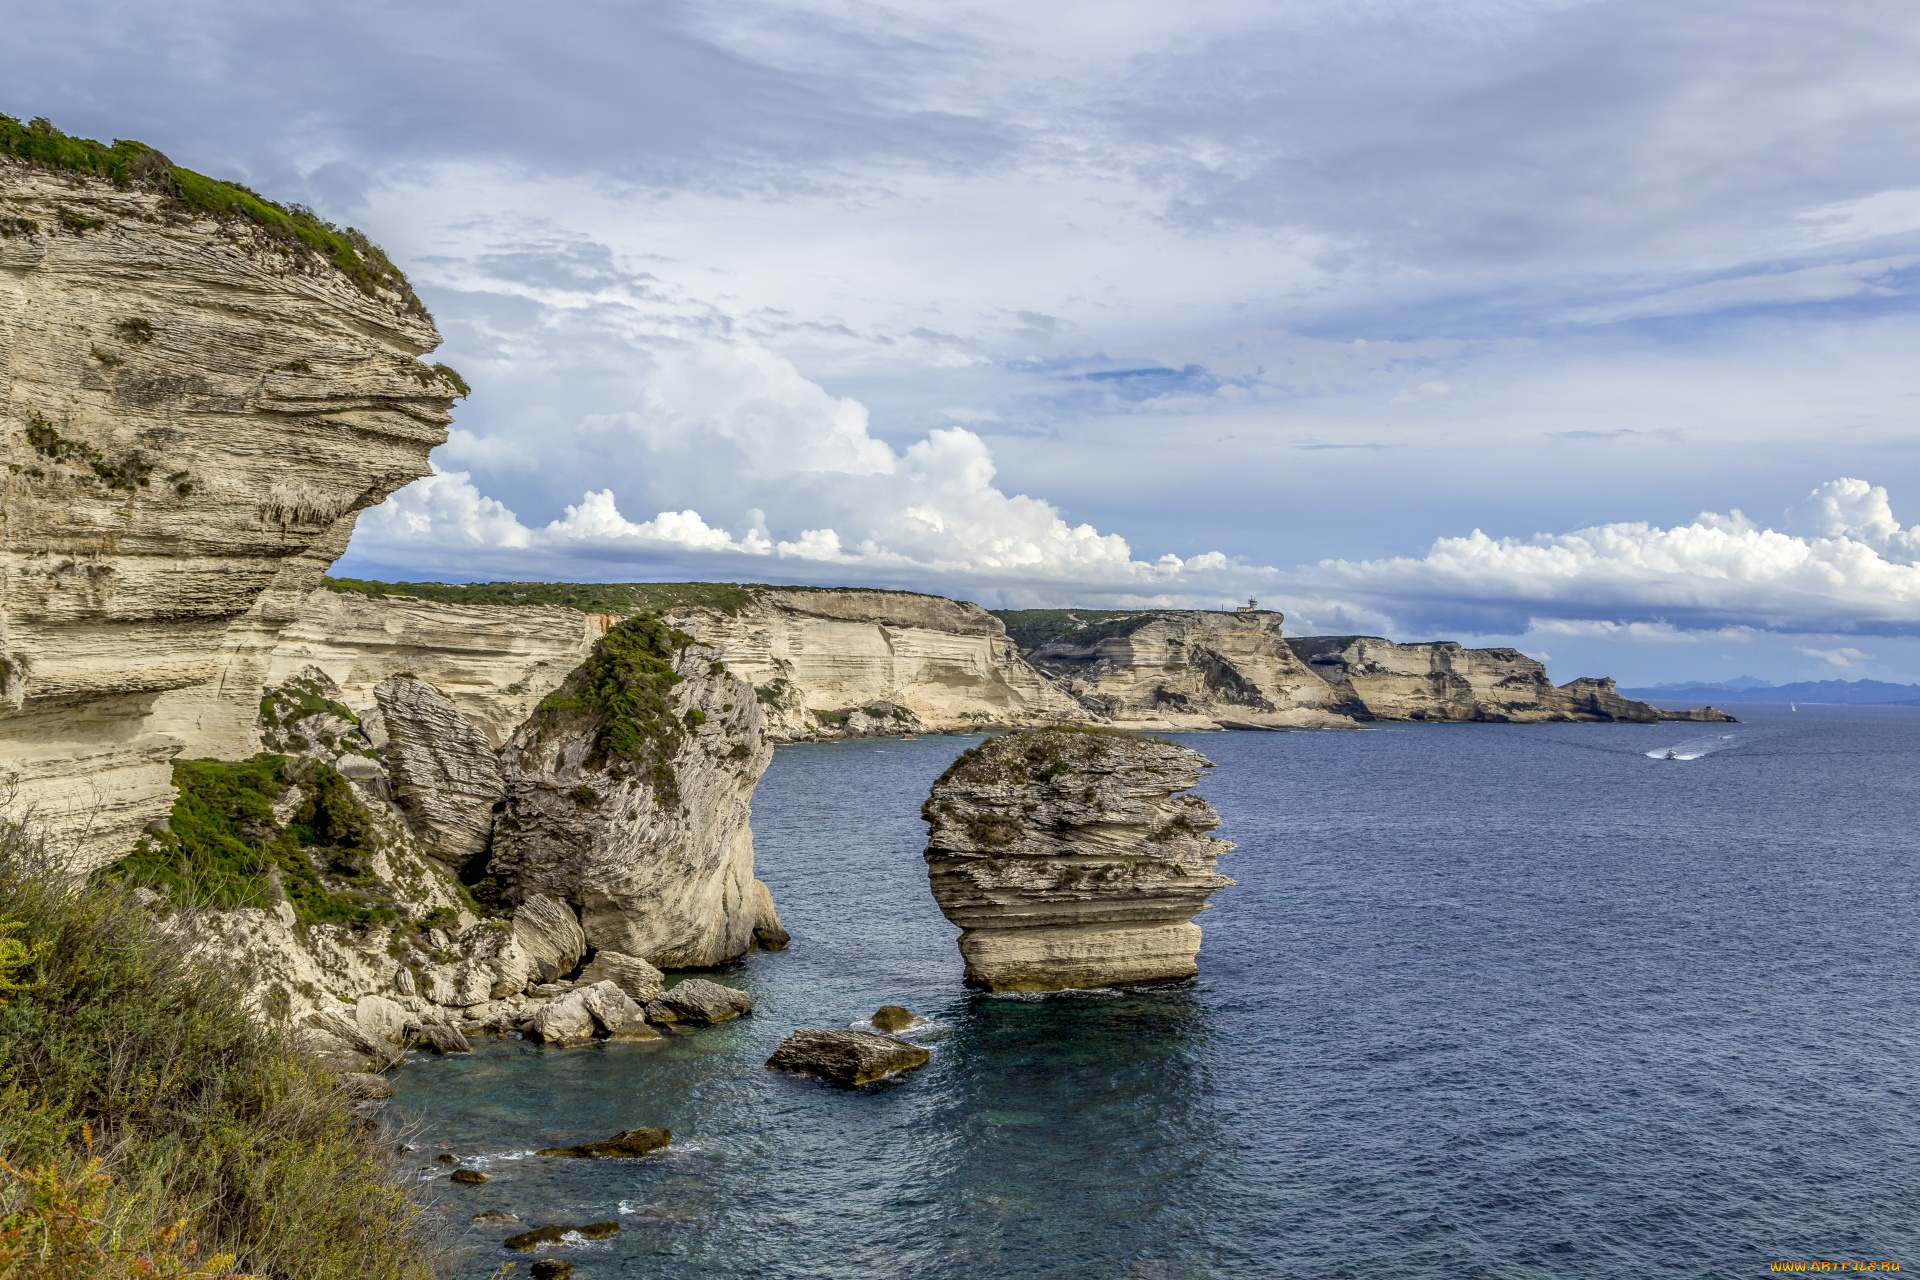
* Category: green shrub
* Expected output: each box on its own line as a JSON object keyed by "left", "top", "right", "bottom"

{"left": 108, "top": 757, "right": 395, "bottom": 926}
{"left": 0, "top": 819, "right": 438, "bottom": 1278}
{"left": 530, "top": 614, "right": 691, "bottom": 808}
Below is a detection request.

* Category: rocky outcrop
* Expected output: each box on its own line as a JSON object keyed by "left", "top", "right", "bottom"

{"left": 374, "top": 675, "right": 503, "bottom": 866}
{"left": 1284, "top": 636, "right": 1734, "bottom": 723}
{"left": 486, "top": 616, "right": 781, "bottom": 968}
{"left": 766, "top": 1028, "right": 930, "bottom": 1087}
{"left": 922, "top": 728, "right": 1234, "bottom": 992}
{"left": 536, "top": 1126, "right": 671, "bottom": 1159}
{"left": 1010, "top": 609, "right": 1358, "bottom": 730}
{"left": 274, "top": 582, "right": 1088, "bottom": 745}
{"left": 0, "top": 152, "right": 453, "bottom": 869}
{"left": 646, "top": 977, "right": 755, "bottom": 1025}
{"left": 662, "top": 588, "right": 1091, "bottom": 740}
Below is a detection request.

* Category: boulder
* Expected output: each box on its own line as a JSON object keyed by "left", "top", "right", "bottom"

{"left": 376, "top": 675, "right": 506, "bottom": 865}
{"left": 654, "top": 978, "right": 754, "bottom": 1025}
{"left": 922, "top": 728, "right": 1235, "bottom": 992}
{"left": 531, "top": 1262, "right": 574, "bottom": 1280}
{"left": 767, "top": 1029, "right": 930, "bottom": 1087}
{"left": 536, "top": 1125, "right": 672, "bottom": 1159}
{"left": 299, "top": 1010, "right": 404, "bottom": 1072}
{"left": 870, "top": 1005, "right": 924, "bottom": 1033}
{"left": 512, "top": 894, "right": 587, "bottom": 985}
{"left": 352, "top": 994, "right": 410, "bottom": 1047}
{"left": 472, "top": 1210, "right": 520, "bottom": 1225}
{"left": 336, "top": 1072, "right": 395, "bottom": 1101}
{"left": 577, "top": 950, "right": 666, "bottom": 1003}
{"left": 450, "top": 1169, "right": 487, "bottom": 1184}
{"left": 409, "top": 1022, "right": 472, "bottom": 1054}
{"left": 526, "top": 980, "right": 645, "bottom": 1045}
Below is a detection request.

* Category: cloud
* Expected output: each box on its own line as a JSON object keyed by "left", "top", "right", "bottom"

{"left": 348, "top": 342, "right": 1265, "bottom": 604}
{"left": 1797, "top": 645, "right": 1872, "bottom": 668}
{"left": 1311, "top": 480, "right": 1920, "bottom": 637}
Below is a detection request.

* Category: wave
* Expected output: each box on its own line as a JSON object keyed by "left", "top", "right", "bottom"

{"left": 1646, "top": 733, "right": 1739, "bottom": 762}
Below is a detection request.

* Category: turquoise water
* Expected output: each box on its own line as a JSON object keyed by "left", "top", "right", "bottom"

{"left": 391, "top": 707, "right": 1920, "bottom": 1277}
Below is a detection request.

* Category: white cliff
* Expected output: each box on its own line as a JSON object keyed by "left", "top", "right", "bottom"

{"left": 487, "top": 615, "right": 784, "bottom": 968}
{"left": 0, "top": 153, "right": 452, "bottom": 869}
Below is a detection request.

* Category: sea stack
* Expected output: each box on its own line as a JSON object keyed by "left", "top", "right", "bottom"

{"left": 921, "top": 727, "right": 1234, "bottom": 991}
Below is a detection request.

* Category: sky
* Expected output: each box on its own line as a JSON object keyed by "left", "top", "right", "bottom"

{"left": 9, "top": 0, "right": 1920, "bottom": 685}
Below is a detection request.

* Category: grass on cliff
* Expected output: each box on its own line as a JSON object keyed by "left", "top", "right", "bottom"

{"left": 0, "top": 818, "right": 438, "bottom": 1278}
{"left": 526, "top": 614, "right": 693, "bottom": 809}
{"left": 989, "top": 609, "right": 1169, "bottom": 652}
{"left": 0, "top": 114, "right": 420, "bottom": 312}
{"left": 107, "top": 757, "right": 396, "bottom": 927}
{"left": 323, "top": 576, "right": 759, "bottom": 616}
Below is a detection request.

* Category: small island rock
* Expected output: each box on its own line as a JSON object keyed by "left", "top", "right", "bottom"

{"left": 504, "top": 1222, "right": 621, "bottom": 1250}
{"left": 653, "top": 978, "right": 754, "bottom": 1025}
{"left": 921, "top": 727, "right": 1234, "bottom": 991}
{"left": 767, "top": 1028, "right": 931, "bottom": 1087}
{"left": 450, "top": 1168, "right": 487, "bottom": 1184}
{"left": 870, "top": 1004, "right": 924, "bottom": 1033}
{"left": 537, "top": 1125, "right": 672, "bottom": 1159}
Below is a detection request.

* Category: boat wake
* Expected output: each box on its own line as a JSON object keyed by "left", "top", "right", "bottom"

{"left": 1647, "top": 733, "right": 1738, "bottom": 762}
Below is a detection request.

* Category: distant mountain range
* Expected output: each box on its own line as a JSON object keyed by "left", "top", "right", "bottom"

{"left": 1619, "top": 678, "right": 1920, "bottom": 706}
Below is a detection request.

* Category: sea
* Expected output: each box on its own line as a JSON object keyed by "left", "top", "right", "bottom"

{"left": 390, "top": 705, "right": 1920, "bottom": 1278}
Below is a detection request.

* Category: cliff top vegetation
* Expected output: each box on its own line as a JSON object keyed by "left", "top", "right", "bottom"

{"left": 990, "top": 609, "right": 1167, "bottom": 651}
{"left": 323, "top": 576, "right": 955, "bottom": 616}
{"left": 0, "top": 819, "right": 437, "bottom": 1278}
{"left": 528, "top": 614, "right": 696, "bottom": 807}
{"left": 0, "top": 114, "right": 423, "bottom": 314}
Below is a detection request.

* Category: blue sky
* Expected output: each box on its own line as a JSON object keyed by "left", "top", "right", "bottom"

{"left": 11, "top": 1, "right": 1920, "bottom": 684}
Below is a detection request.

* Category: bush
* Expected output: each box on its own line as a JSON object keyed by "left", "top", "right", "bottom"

{"left": 108, "top": 757, "right": 395, "bottom": 926}
{"left": 529, "top": 614, "right": 692, "bottom": 808}
{"left": 0, "top": 819, "right": 438, "bottom": 1278}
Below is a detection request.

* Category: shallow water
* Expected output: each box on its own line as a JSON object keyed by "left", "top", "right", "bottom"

{"left": 392, "top": 706, "right": 1920, "bottom": 1278}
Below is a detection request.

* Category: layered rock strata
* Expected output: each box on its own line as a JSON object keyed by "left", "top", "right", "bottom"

{"left": 922, "top": 727, "right": 1234, "bottom": 991}
{"left": 276, "top": 582, "right": 1087, "bottom": 745}
{"left": 487, "top": 616, "right": 783, "bottom": 968}
{"left": 1012, "top": 609, "right": 1358, "bottom": 730}
{"left": 374, "top": 674, "right": 504, "bottom": 866}
{"left": 1284, "top": 636, "right": 1735, "bottom": 723}
{"left": 0, "top": 158, "right": 453, "bottom": 869}
{"left": 661, "top": 587, "right": 1090, "bottom": 740}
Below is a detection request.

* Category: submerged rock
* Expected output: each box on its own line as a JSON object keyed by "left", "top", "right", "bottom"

{"left": 472, "top": 1210, "right": 521, "bottom": 1225}
{"left": 767, "top": 1028, "right": 930, "bottom": 1087}
{"left": 921, "top": 727, "right": 1235, "bottom": 992}
{"left": 870, "top": 1005, "right": 925, "bottom": 1033}
{"left": 530, "top": 1262, "right": 574, "bottom": 1280}
{"left": 408, "top": 1022, "right": 472, "bottom": 1054}
{"left": 537, "top": 1125, "right": 672, "bottom": 1159}
{"left": 503, "top": 1221, "right": 620, "bottom": 1250}
{"left": 653, "top": 978, "right": 754, "bottom": 1025}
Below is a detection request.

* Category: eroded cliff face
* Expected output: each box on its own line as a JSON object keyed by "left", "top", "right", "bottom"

{"left": 922, "top": 727, "right": 1234, "bottom": 992}
{"left": 488, "top": 617, "right": 781, "bottom": 968}
{"left": 266, "top": 589, "right": 611, "bottom": 749}
{"left": 0, "top": 160, "right": 454, "bottom": 868}
{"left": 1284, "top": 636, "right": 1725, "bottom": 723}
{"left": 276, "top": 583, "right": 1086, "bottom": 744}
{"left": 661, "top": 588, "right": 1093, "bottom": 739}
{"left": 1017, "top": 609, "right": 1359, "bottom": 730}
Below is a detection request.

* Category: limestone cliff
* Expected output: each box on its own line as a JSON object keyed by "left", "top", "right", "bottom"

{"left": 922, "top": 728, "right": 1234, "bottom": 992}
{"left": 997, "top": 609, "right": 1731, "bottom": 727}
{"left": 487, "top": 615, "right": 783, "bottom": 968}
{"left": 1285, "top": 636, "right": 1735, "bottom": 723}
{"left": 284, "top": 581, "right": 1086, "bottom": 743}
{"left": 0, "top": 141, "right": 454, "bottom": 868}
{"left": 1008, "top": 608, "right": 1358, "bottom": 730}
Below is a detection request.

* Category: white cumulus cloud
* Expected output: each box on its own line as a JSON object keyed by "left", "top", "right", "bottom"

{"left": 1312, "top": 479, "right": 1920, "bottom": 637}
